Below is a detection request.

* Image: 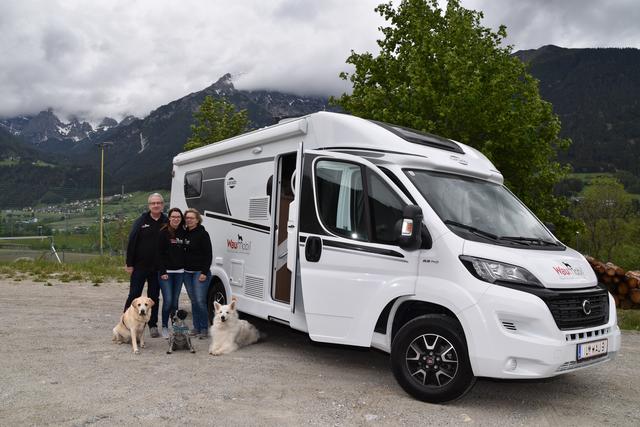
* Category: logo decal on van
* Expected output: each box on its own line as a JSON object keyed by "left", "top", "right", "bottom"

{"left": 227, "top": 177, "right": 237, "bottom": 189}
{"left": 552, "top": 262, "right": 584, "bottom": 279}
{"left": 227, "top": 234, "right": 251, "bottom": 253}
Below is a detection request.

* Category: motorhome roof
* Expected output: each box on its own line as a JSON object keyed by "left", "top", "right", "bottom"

{"left": 172, "top": 112, "right": 502, "bottom": 182}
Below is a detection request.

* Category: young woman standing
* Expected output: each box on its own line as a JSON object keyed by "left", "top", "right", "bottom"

{"left": 183, "top": 208, "right": 213, "bottom": 339}
{"left": 158, "top": 207, "right": 186, "bottom": 338}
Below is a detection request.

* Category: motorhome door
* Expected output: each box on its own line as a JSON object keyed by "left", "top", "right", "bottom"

{"left": 296, "top": 150, "right": 421, "bottom": 346}
{"left": 285, "top": 143, "right": 304, "bottom": 312}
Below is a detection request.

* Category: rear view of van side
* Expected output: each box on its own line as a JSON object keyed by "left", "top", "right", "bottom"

{"left": 171, "top": 112, "right": 620, "bottom": 403}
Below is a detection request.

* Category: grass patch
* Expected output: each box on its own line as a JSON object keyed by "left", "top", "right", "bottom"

{"left": 618, "top": 309, "right": 640, "bottom": 331}
{"left": 0, "top": 255, "right": 128, "bottom": 283}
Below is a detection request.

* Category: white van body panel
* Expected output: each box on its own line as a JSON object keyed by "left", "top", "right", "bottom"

{"left": 170, "top": 111, "right": 620, "bottom": 383}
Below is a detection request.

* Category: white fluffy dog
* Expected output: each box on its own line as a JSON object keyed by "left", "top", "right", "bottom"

{"left": 209, "top": 298, "right": 260, "bottom": 356}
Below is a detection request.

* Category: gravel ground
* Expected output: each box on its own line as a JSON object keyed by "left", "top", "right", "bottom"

{"left": 0, "top": 278, "right": 639, "bottom": 426}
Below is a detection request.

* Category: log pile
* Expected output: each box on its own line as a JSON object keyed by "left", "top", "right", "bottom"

{"left": 586, "top": 256, "right": 640, "bottom": 309}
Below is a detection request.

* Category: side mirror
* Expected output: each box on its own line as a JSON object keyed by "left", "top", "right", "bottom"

{"left": 398, "top": 205, "right": 423, "bottom": 251}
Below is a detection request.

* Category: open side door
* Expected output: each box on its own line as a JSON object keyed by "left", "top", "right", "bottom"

{"left": 286, "top": 142, "right": 304, "bottom": 313}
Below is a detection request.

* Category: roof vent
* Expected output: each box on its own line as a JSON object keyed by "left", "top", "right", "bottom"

{"left": 371, "top": 120, "right": 465, "bottom": 154}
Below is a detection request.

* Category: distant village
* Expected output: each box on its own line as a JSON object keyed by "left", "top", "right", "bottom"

{"left": 0, "top": 193, "right": 135, "bottom": 235}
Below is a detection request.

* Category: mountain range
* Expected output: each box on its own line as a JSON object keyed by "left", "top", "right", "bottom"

{"left": 1, "top": 46, "right": 640, "bottom": 208}
{"left": 0, "top": 74, "right": 337, "bottom": 207}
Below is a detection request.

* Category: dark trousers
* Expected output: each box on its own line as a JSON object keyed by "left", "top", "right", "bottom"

{"left": 124, "top": 269, "right": 160, "bottom": 328}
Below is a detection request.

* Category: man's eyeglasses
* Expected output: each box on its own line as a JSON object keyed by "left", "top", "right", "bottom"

{"left": 149, "top": 201, "right": 163, "bottom": 205}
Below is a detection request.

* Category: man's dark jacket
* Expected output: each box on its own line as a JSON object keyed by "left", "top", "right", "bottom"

{"left": 126, "top": 211, "right": 168, "bottom": 270}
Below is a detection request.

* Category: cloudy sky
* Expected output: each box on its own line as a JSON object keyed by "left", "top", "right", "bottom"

{"left": 1, "top": 0, "right": 639, "bottom": 123}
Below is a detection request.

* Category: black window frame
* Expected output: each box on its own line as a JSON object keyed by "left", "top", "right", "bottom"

{"left": 313, "top": 158, "right": 406, "bottom": 246}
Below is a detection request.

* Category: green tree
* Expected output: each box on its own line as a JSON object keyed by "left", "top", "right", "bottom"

{"left": 185, "top": 96, "right": 249, "bottom": 151}
{"left": 573, "top": 177, "right": 635, "bottom": 261}
{"left": 334, "top": 0, "right": 578, "bottom": 241}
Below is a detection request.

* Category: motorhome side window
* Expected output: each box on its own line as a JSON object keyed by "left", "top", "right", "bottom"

{"left": 184, "top": 171, "right": 202, "bottom": 198}
{"left": 315, "top": 160, "right": 368, "bottom": 241}
{"left": 314, "top": 160, "right": 405, "bottom": 244}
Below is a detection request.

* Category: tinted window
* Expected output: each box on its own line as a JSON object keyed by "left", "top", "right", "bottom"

{"left": 184, "top": 171, "right": 202, "bottom": 198}
{"left": 367, "top": 173, "right": 405, "bottom": 244}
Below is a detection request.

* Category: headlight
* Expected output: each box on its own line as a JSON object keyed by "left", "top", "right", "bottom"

{"left": 459, "top": 255, "right": 542, "bottom": 287}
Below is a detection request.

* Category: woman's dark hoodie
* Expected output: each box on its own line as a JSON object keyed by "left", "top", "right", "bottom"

{"left": 183, "top": 224, "right": 212, "bottom": 275}
{"left": 158, "top": 225, "right": 186, "bottom": 275}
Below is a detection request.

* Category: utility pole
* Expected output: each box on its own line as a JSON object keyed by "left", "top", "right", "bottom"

{"left": 96, "top": 142, "right": 113, "bottom": 255}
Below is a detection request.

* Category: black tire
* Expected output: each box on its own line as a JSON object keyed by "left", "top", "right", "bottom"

{"left": 206, "top": 279, "right": 227, "bottom": 325}
{"left": 390, "top": 314, "right": 476, "bottom": 403}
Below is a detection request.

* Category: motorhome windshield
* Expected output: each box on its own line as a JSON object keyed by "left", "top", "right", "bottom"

{"left": 405, "top": 170, "right": 564, "bottom": 249}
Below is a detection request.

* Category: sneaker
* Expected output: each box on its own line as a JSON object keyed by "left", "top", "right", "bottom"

{"left": 198, "top": 330, "right": 208, "bottom": 340}
{"left": 161, "top": 327, "right": 169, "bottom": 339}
{"left": 149, "top": 326, "right": 160, "bottom": 338}
{"left": 189, "top": 328, "right": 198, "bottom": 337}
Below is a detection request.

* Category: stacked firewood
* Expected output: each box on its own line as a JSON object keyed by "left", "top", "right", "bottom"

{"left": 586, "top": 256, "right": 640, "bottom": 309}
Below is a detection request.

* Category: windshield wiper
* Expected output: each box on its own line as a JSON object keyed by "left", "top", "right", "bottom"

{"left": 499, "top": 236, "right": 562, "bottom": 247}
{"left": 444, "top": 220, "right": 499, "bottom": 241}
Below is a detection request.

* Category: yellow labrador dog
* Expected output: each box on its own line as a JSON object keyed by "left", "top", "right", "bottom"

{"left": 112, "top": 296, "right": 154, "bottom": 354}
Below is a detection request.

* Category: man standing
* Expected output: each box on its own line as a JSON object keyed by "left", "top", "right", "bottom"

{"left": 124, "top": 192, "right": 168, "bottom": 338}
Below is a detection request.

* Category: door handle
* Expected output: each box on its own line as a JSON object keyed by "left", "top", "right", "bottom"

{"left": 305, "top": 236, "right": 322, "bottom": 262}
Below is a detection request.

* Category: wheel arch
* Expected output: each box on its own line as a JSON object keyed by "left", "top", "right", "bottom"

{"left": 210, "top": 266, "right": 232, "bottom": 299}
{"left": 389, "top": 299, "right": 467, "bottom": 346}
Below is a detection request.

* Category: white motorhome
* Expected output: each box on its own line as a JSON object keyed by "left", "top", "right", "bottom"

{"left": 171, "top": 111, "right": 620, "bottom": 402}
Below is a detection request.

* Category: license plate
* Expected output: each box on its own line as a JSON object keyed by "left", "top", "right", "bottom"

{"left": 577, "top": 339, "right": 608, "bottom": 362}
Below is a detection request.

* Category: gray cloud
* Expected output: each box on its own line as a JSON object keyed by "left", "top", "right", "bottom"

{"left": 1, "top": 0, "right": 639, "bottom": 122}
{"left": 463, "top": 0, "right": 640, "bottom": 49}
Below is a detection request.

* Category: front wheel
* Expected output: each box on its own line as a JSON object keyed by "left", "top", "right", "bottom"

{"left": 207, "top": 279, "right": 227, "bottom": 325}
{"left": 390, "top": 314, "right": 475, "bottom": 403}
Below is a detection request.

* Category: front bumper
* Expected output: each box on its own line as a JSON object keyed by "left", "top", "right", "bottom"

{"left": 462, "top": 284, "right": 621, "bottom": 379}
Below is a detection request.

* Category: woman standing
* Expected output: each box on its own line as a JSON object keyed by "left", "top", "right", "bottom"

{"left": 158, "top": 207, "right": 186, "bottom": 338}
{"left": 183, "top": 208, "right": 213, "bottom": 339}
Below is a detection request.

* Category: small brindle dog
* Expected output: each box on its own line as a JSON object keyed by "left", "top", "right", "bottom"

{"left": 167, "top": 309, "right": 196, "bottom": 354}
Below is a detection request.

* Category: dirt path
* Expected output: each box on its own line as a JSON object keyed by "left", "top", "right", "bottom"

{"left": 1, "top": 278, "right": 638, "bottom": 426}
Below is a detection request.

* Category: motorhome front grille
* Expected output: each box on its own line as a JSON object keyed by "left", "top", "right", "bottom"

{"left": 249, "top": 197, "right": 270, "bottom": 220}
{"left": 244, "top": 275, "right": 264, "bottom": 300}
{"left": 543, "top": 289, "right": 609, "bottom": 330}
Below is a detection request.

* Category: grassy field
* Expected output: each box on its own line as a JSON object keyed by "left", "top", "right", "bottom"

{"left": 617, "top": 309, "right": 640, "bottom": 331}
{"left": 0, "top": 256, "right": 128, "bottom": 284}
{"left": 568, "top": 172, "right": 640, "bottom": 201}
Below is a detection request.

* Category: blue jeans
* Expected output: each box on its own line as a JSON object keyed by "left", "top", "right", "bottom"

{"left": 158, "top": 272, "right": 184, "bottom": 328}
{"left": 183, "top": 271, "right": 211, "bottom": 333}
{"left": 124, "top": 269, "right": 160, "bottom": 328}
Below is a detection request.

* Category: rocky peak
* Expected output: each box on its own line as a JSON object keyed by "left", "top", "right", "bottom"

{"left": 98, "top": 117, "right": 118, "bottom": 130}
{"left": 206, "top": 73, "right": 236, "bottom": 97}
{"left": 21, "top": 109, "right": 64, "bottom": 143}
{"left": 118, "top": 115, "right": 139, "bottom": 127}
